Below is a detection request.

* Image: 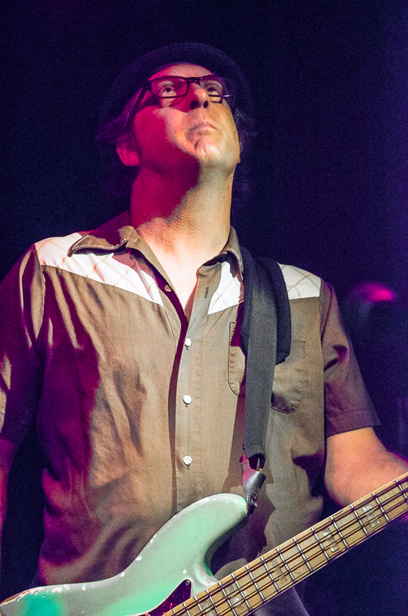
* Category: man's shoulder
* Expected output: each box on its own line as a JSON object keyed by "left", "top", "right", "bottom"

{"left": 236, "top": 239, "right": 322, "bottom": 301}
{"left": 34, "top": 212, "right": 133, "bottom": 268}
{"left": 34, "top": 232, "right": 84, "bottom": 268}
{"left": 277, "top": 263, "right": 322, "bottom": 300}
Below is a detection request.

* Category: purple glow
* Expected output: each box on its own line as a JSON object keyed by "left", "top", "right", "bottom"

{"left": 351, "top": 282, "right": 396, "bottom": 304}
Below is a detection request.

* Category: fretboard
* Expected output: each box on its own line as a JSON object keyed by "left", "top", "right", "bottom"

{"left": 167, "top": 471, "right": 408, "bottom": 616}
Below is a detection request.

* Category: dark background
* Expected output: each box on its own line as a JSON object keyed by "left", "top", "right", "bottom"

{"left": 2, "top": 1, "right": 408, "bottom": 614}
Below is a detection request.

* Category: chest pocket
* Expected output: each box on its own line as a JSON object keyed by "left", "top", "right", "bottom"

{"left": 228, "top": 322, "right": 305, "bottom": 412}
{"left": 272, "top": 338, "right": 305, "bottom": 413}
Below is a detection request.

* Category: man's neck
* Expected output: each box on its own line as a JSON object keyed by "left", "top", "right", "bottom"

{"left": 129, "top": 166, "right": 233, "bottom": 314}
{"left": 130, "top": 165, "right": 233, "bottom": 260}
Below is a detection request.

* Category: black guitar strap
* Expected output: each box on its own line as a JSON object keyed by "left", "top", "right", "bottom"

{"left": 240, "top": 248, "right": 292, "bottom": 477}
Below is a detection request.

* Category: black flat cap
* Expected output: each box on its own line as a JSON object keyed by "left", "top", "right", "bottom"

{"left": 99, "top": 42, "right": 252, "bottom": 126}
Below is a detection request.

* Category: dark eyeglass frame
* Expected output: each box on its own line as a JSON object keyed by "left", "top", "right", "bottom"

{"left": 131, "top": 75, "right": 236, "bottom": 115}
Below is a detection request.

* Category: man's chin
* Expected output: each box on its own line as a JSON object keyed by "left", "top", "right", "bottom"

{"left": 190, "top": 141, "right": 231, "bottom": 166}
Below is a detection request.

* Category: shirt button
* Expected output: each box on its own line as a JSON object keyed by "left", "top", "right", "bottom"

{"left": 183, "top": 455, "right": 193, "bottom": 466}
{"left": 185, "top": 338, "right": 192, "bottom": 348}
{"left": 183, "top": 394, "right": 192, "bottom": 405}
{"left": 164, "top": 284, "right": 172, "bottom": 292}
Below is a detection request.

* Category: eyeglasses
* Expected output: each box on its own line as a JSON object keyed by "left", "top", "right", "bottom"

{"left": 132, "top": 75, "right": 236, "bottom": 112}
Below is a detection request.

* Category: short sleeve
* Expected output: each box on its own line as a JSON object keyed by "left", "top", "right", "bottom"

{"left": 0, "top": 247, "right": 44, "bottom": 444}
{"left": 320, "top": 281, "right": 379, "bottom": 436}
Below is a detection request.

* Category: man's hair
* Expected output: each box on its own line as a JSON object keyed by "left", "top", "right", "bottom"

{"left": 96, "top": 43, "right": 256, "bottom": 206}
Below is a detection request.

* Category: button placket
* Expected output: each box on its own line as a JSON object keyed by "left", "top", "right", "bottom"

{"left": 174, "top": 263, "right": 222, "bottom": 511}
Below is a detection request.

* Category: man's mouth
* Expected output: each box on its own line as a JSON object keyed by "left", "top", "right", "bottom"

{"left": 190, "top": 122, "right": 215, "bottom": 132}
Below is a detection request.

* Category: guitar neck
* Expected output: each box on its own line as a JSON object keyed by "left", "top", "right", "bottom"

{"left": 169, "top": 472, "right": 408, "bottom": 616}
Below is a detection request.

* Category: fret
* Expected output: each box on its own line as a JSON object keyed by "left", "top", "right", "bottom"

{"left": 293, "top": 529, "right": 328, "bottom": 571}
{"left": 273, "top": 539, "right": 312, "bottom": 583}
{"left": 314, "top": 522, "right": 342, "bottom": 558}
{"left": 211, "top": 569, "right": 259, "bottom": 615}
{"left": 332, "top": 518, "right": 349, "bottom": 549}
{"left": 362, "top": 479, "right": 407, "bottom": 522}
{"left": 205, "top": 590, "right": 221, "bottom": 616}
{"left": 269, "top": 556, "right": 294, "bottom": 590}
{"left": 293, "top": 537, "right": 313, "bottom": 572}
{"left": 204, "top": 576, "right": 239, "bottom": 616}
{"left": 217, "top": 574, "right": 259, "bottom": 616}
{"left": 170, "top": 599, "right": 192, "bottom": 616}
{"left": 336, "top": 506, "right": 373, "bottom": 549}
{"left": 374, "top": 496, "right": 390, "bottom": 522}
{"left": 187, "top": 584, "right": 227, "bottom": 616}
{"left": 397, "top": 479, "right": 408, "bottom": 505}
{"left": 247, "top": 566, "right": 266, "bottom": 603}
{"left": 350, "top": 505, "right": 369, "bottom": 537}
{"left": 186, "top": 596, "right": 204, "bottom": 616}
{"left": 230, "top": 573, "right": 252, "bottom": 613}
{"left": 361, "top": 503, "right": 381, "bottom": 529}
{"left": 185, "top": 596, "right": 207, "bottom": 616}
{"left": 220, "top": 584, "right": 239, "bottom": 616}
{"left": 275, "top": 547, "right": 297, "bottom": 584}
{"left": 209, "top": 581, "right": 229, "bottom": 616}
{"left": 232, "top": 563, "right": 267, "bottom": 609}
{"left": 322, "top": 526, "right": 339, "bottom": 553}
{"left": 260, "top": 554, "right": 281, "bottom": 594}
{"left": 379, "top": 480, "right": 408, "bottom": 520}
{"left": 171, "top": 601, "right": 193, "bottom": 616}
{"left": 242, "top": 557, "right": 278, "bottom": 603}
{"left": 312, "top": 526, "right": 331, "bottom": 562}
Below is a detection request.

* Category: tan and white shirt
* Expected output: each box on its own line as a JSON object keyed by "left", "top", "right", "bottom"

{"left": 0, "top": 212, "right": 377, "bottom": 585}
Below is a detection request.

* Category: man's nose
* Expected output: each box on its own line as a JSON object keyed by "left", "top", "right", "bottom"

{"left": 188, "top": 83, "right": 210, "bottom": 109}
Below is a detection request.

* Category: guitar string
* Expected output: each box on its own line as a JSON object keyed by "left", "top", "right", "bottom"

{"left": 165, "top": 478, "right": 408, "bottom": 616}
{"left": 168, "top": 482, "right": 408, "bottom": 616}
{"left": 219, "top": 485, "right": 408, "bottom": 605}
{"left": 220, "top": 487, "right": 406, "bottom": 616}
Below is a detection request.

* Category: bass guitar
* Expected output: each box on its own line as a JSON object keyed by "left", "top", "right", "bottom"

{"left": 1, "top": 471, "right": 407, "bottom": 616}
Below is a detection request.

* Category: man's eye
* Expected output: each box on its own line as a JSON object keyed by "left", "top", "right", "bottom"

{"left": 156, "top": 81, "right": 178, "bottom": 96}
{"left": 203, "top": 81, "right": 224, "bottom": 96}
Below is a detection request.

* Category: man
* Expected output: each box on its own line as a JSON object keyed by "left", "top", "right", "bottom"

{"left": 0, "top": 43, "right": 406, "bottom": 614}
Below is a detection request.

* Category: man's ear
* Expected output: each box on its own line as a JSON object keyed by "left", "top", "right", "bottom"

{"left": 116, "top": 135, "right": 140, "bottom": 167}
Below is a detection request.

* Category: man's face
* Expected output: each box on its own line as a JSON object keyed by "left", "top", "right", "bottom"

{"left": 121, "top": 64, "right": 241, "bottom": 176}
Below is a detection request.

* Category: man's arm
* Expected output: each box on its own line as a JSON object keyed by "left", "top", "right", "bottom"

{"left": 325, "top": 426, "right": 408, "bottom": 506}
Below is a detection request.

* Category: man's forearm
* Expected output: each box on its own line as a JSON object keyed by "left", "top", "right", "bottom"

{"left": 325, "top": 427, "right": 408, "bottom": 506}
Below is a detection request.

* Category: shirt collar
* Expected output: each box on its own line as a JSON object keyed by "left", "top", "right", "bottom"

{"left": 68, "top": 211, "right": 138, "bottom": 255}
{"left": 69, "top": 211, "right": 243, "bottom": 274}
{"left": 202, "top": 227, "right": 243, "bottom": 276}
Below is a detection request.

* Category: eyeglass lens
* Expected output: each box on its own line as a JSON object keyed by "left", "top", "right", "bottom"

{"left": 149, "top": 76, "right": 234, "bottom": 100}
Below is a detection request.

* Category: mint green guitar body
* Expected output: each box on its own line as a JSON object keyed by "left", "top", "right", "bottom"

{"left": 0, "top": 494, "right": 248, "bottom": 616}
{"left": 2, "top": 472, "right": 408, "bottom": 615}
